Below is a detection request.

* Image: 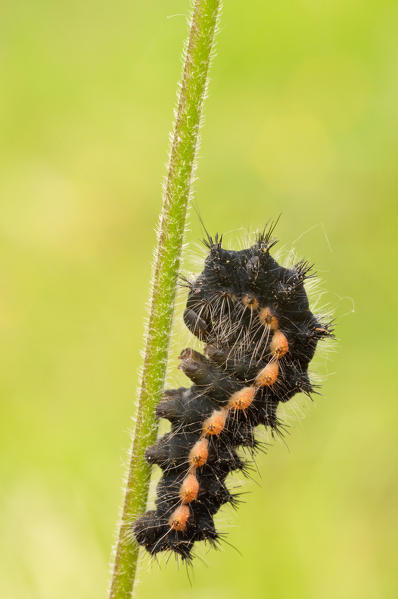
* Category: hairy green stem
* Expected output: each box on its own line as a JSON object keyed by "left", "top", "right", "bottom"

{"left": 109, "top": 2, "right": 222, "bottom": 597}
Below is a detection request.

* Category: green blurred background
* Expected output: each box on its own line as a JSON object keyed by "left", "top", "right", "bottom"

{"left": 1, "top": 1, "right": 397, "bottom": 597}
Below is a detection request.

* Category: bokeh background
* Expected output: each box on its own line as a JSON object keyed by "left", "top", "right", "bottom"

{"left": 1, "top": 1, "right": 397, "bottom": 597}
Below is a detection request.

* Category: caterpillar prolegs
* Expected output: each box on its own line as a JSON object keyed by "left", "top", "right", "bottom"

{"left": 133, "top": 226, "right": 332, "bottom": 560}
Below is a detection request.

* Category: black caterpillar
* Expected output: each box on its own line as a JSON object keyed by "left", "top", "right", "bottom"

{"left": 133, "top": 225, "right": 332, "bottom": 560}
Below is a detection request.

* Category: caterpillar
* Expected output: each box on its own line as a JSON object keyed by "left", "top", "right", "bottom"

{"left": 133, "top": 223, "right": 333, "bottom": 560}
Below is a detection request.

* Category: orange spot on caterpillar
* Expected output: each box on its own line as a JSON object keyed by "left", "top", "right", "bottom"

{"left": 270, "top": 330, "right": 289, "bottom": 358}
{"left": 189, "top": 438, "right": 209, "bottom": 468}
{"left": 179, "top": 472, "right": 199, "bottom": 503}
{"left": 202, "top": 408, "right": 227, "bottom": 436}
{"left": 255, "top": 361, "right": 279, "bottom": 387}
{"left": 259, "top": 307, "right": 278, "bottom": 330}
{"left": 168, "top": 504, "right": 190, "bottom": 531}
{"left": 242, "top": 294, "right": 259, "bottom": 310}
{"left": 227, "top": 386, "right": 256, "bottom": 410}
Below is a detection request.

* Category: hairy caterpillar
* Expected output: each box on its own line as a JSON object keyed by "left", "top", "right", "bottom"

{"left": 133, "top": 223, "right": 333, "bottom": 560}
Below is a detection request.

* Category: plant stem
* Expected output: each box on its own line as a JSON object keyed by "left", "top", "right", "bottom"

{"left": 109, "top": 2, "right": 222, "bottom": 597}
